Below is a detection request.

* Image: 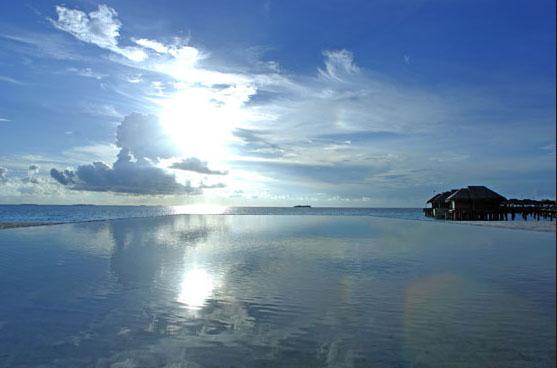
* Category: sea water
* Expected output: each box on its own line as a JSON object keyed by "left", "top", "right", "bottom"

{"left": 0, "top": 215, "right": 555, "bottom": 367}
{"left": 0, "top": 205, "right": 428, "bottom": 224}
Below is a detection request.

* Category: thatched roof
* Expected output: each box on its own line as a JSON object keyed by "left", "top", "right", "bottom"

{"left": 427, "top": 190, "right": 457, "bottom": 204}
{"left": 446, "top": 186, "right": 506, "bottom": 202}
{"left": 426, "top": 193, "right": 442, "bottom": 204}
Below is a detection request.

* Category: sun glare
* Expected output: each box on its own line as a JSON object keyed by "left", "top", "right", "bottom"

{"left": 177, "top": 268, "right": 215, "bottom": 310}
{"left": 159, "top": 90, "right": 231, "bottom": 162}
{"left": 159, "top": 82, "right": 254, "bottom": 166}
{"left": 171, "top": 204, "right": 228, "bottom": 215}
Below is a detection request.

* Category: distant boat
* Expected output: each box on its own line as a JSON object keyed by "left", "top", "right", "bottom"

{"left": 293, "top": 205, "right": 311, "bottom": 208}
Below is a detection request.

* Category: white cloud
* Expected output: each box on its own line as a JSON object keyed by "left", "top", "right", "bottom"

{"left": 51, "top": 5, "right": 147, "bottom": 62}
{"left": 66, "top": 67, "right": 106, "bottom": 79}
{"left": 22, "top": 165, "right": 40, "bottom": 184}
{"left": 0, "top": 118, "right": 10, "bottom": 122}
{"left": 234, "top": 49, "right": 447, "bottom": 165}
{"left": 133, "top": 38, "right": 169, "bottom": 54}
{"left": 0, "top": 167, "right": 7, "bottom": 183}
{"left": 62, "top": 143, "right": 120, "bottom": 164}
{"left": 52, "top": 5, "right": 119, "bottom": 48}
{"left": 0, "top": 75, "right": 26, "bottom": 85}
{"left": 318, "top": 49, "right": 359, "bottom": 81}
{"left": 1, "top": 177, "right": 64, "bottom": 197}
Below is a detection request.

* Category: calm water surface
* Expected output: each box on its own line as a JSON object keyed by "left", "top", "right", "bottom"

{"left": 0, "top": 204, "right": 427, "bottom": 223}
{"left": 0, "top": 215, "right": 555, "bottom": 367}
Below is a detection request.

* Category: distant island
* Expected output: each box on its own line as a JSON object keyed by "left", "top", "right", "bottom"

{"left": 293, "top": 205, "right": 312, "bottom": 208}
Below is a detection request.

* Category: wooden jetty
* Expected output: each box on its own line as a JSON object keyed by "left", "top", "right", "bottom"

{"left": 424, "top": 186, "right": 556, "bottom": 221}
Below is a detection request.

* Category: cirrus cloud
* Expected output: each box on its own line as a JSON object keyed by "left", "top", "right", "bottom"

{"left": 318, "top": 49, "right": 360, "bottom": 81}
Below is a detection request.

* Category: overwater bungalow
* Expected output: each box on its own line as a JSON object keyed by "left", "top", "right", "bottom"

{"left": 424, "top": 186, "right": 556, "bottom": 221}
{"left": 425, "top": 189, "right": 457, "bottom": 218}
{"left": 425, "top": 186, "right": 507, "bottom": 220}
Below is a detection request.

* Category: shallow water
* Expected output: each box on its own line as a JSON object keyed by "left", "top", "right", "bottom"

{"left": 0, "top": 215, "right": 555, "bottom": 367}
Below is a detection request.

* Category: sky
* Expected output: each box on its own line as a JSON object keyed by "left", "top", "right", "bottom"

{"left": 0, "top": 0, "right": 555, "bottom": 207}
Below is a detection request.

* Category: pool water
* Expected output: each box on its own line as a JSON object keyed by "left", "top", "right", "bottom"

{"left": 0, "top": 215, "right": 555, "bottom": 367}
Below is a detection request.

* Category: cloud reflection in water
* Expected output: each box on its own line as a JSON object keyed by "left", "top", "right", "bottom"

{"left": 0, "top": 215, "right": 554, "bottom": 367}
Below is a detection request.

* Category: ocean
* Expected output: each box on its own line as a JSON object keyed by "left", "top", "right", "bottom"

{"left": 0, "top": 204, "right": 429, "bottom": 224}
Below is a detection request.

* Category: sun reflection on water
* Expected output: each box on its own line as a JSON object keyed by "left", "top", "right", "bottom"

{"left": 177, "top": 268, "right": 214, "bottom": 310}
{"left": 171, "top": 204, "right": 228, "bottom": 215}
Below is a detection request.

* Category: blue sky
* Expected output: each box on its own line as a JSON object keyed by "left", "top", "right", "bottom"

{"left": 0, "top": 0, "right": 555, "bottom": 206}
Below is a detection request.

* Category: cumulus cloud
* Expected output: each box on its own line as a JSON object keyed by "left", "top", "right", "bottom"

{"left": 51, "top": 5, "right": 147, "bottom": 62}
{"left": 49, "top": 112, "right": 210, "bottom": 196}
{"left": 170, "top": 158, "right": 228, "bottom": 175}
{"left": 116, "top": 113, "right": 178, "bottom": 161}
{"left": 50, "top": 168, "right": 76, "bottom": 185}
{"left": 51, "top": 148, "right": 197, "bottom": 195}
{"left": 0, "top": 167, "right": 7, "bottom": 184}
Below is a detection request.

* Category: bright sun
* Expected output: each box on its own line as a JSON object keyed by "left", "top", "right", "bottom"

{"left": 159, "top": 89, "right": 231, "bottom": 163}
{"left": 159, "top": 80, "right": 256, "bottom": 166}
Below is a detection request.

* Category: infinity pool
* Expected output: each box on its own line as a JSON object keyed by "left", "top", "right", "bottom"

{"left": 0, "top": 215, "right": 555, "bottom": 367}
